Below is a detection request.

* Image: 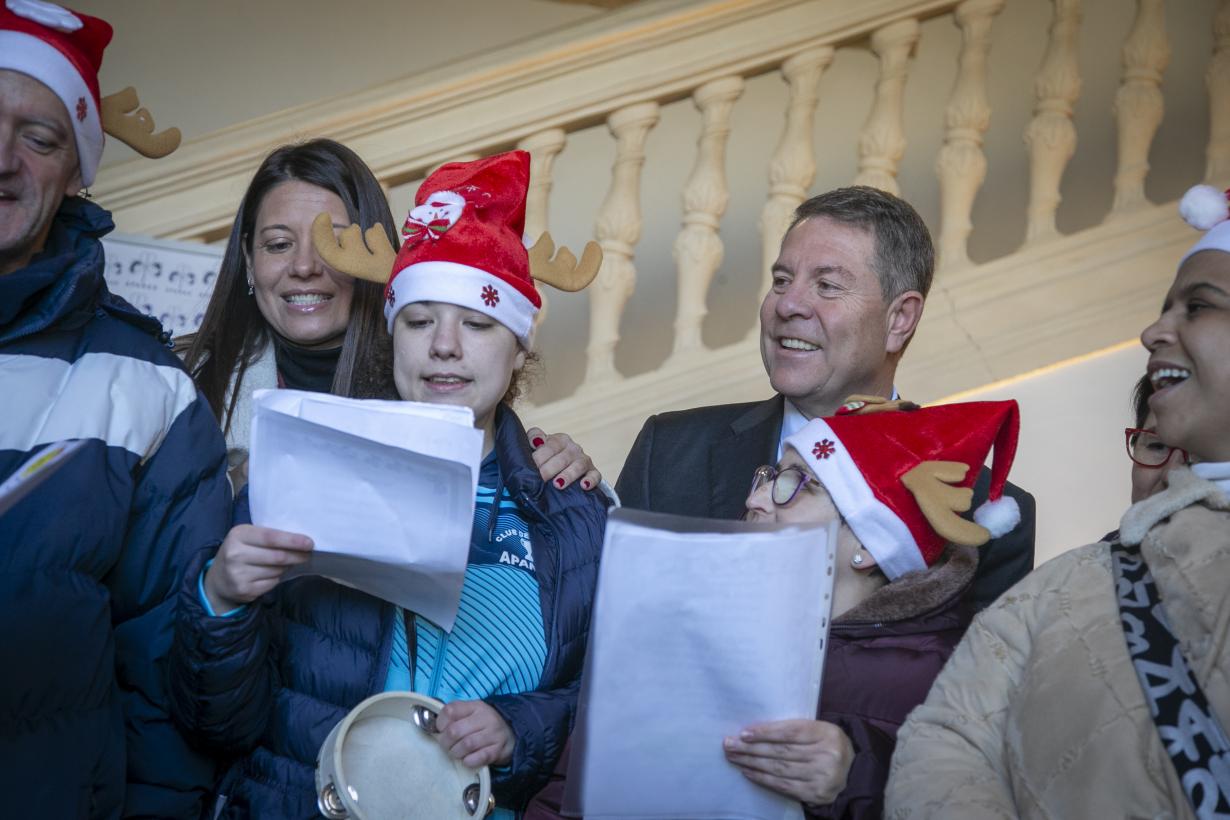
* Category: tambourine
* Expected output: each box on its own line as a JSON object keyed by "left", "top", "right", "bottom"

{"left": 316, "top": 691, "right": 495, "bottom": 819}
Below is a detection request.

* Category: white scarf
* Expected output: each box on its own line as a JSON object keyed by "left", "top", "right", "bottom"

{"left": 1192, "top": 461, "right": 1230, "bottom": 496}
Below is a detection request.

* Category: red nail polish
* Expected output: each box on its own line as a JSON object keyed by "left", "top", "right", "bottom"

{"left": 555, "top": 478, "right": 565, "bottom": 488}
{"left": 582, "top": 480, "right": 591, "bottom": 490}
{"left": 532, "top": 437, "right": 545, "bottom": 448}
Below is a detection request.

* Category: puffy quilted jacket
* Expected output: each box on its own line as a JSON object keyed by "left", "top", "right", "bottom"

{"left": 170, "top": 404, "right": 607, "bottom": 818}
{"left": 0, "top": 198, "right": 232, "bottom": 818}
{"left": 887, "top": 468, "right": 1230, "bottom": 820}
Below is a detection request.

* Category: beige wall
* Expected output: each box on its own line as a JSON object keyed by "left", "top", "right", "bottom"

{"left": 76, "top": 0, "right": 1213, "bottom": 406}
{"left": 524, "top": 0, "right": 1212, "bottom": 403}
{"left": 939, "top": 340, "right": 1150, "bottom": 568}
{"left": 75, "top": 0, "right": 602, "bottom": 167}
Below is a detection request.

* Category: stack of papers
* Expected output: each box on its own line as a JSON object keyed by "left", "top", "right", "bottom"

{"left": 248, "top": 390, "right": 484, "bottom": 631}
{"left": 565, "top": 508, "right": 837, "bottom": 820}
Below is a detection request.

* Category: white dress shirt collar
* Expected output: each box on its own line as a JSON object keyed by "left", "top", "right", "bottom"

{"left": 777, "top": 388, "right": 899, "bottom": 461}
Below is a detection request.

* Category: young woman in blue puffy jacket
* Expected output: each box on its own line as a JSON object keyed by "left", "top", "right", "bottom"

{"left": 170, "top": 151, "right": 608, "bottom": 819}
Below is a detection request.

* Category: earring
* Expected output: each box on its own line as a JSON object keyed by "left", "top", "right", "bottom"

{"left": 851, "top": 550, "right": 865, "bottom": 567}
{"left": 246, "top": 279, "right": 254, "bottom": 296}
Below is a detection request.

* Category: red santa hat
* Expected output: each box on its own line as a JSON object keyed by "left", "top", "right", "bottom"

{"left": 384, "top": 151, "right": 541, "bottom": 345}
{"left": 1179, "top": 184, "right": 1230, "bottom": 263}
{"left": 0, "top": 0, "right": 112, "bottom": 187}
{"left": 783, "top": 399, "right": 1021, "bottom": 580}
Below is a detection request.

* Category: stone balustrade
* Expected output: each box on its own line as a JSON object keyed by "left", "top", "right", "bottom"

{"left": 90, "top": 0, "right": 1228, "bottom": 477}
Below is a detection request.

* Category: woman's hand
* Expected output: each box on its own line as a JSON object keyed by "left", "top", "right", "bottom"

{"left": 526, "top": 427, "right": 602, "bottom": 492}
{"left": 435, "top": 700, "right": 515, "bottom": 768}
{"left": 203, "top": 524, "right": 313, "bottom": 613}
{"left": 723, "top": 719, "right": 854, "bottom": 807}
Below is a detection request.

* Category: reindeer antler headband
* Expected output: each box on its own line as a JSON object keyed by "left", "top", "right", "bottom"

{"left": 1, "top": 1, "right": 181, "bottom": 186}
{"left": 99, "top": 86, "right": 180, "bottom": 159}
{"left": 311, "top": 150, "right": 600, "bottom": 345}
{"left": 312, "top": 217, "right": 601, "bottom": 293}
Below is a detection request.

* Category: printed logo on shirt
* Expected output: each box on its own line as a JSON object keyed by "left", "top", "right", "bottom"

{"left": 494, "top": 526, "right": 534, "bottom": 571}
{"left": 472, "top": 487, "right": 536, "bottom": 575}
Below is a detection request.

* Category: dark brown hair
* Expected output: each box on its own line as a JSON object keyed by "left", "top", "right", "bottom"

{"left": 1132, "top": 372, "right": 1155, "bottom": 429}
{"left": 181, "top": 139, "right": 399, "bottom": 431}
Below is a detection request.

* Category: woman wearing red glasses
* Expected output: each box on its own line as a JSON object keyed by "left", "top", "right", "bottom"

{"left": 1126, "top": 373, "right": 1190, "bottom": 503}
{"left": 888, "top": 185, "right": 1230, "bottom": 819}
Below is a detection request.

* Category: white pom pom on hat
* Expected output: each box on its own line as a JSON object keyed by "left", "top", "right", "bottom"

{"left": 973, "top": 494, "right": 1021, "bottom": 538}
{"left": 1179, "top": 184, "right": 1230, "bottom": 265}
{"left": 1180, "top": 184, "right": 1230, "bottom": 231}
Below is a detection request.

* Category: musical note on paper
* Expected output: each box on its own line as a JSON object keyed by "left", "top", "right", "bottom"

{"left": 102, "top": 233, "right": 223, "bottom": 337}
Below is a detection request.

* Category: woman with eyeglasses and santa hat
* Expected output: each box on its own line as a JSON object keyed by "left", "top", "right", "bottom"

{"left": 724, "top": 397, "right": 1021, "bottom": 819}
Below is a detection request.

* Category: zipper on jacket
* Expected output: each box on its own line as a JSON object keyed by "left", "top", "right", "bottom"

{"left": 519, "top": 489, "right": 561, "bottom": 685}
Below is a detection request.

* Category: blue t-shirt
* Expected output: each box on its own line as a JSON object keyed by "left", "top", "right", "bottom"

{"left": 386, "top": 453, "right": 546, "bottom": 817}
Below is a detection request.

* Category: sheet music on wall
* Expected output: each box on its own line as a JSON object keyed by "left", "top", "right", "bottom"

{"left": 102, "top": 232, "right": 223, "bottom": 338}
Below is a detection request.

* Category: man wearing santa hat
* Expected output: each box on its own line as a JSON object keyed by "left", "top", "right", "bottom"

{"left": 616, "top": 185, "right": 1036, "bottom": 611}
{"left": 0, "top": 2, "right": 230, "bottom": 817}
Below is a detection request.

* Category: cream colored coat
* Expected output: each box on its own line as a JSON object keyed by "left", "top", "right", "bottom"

{"left": 885, "top": 467, "right": 1230, "bottom": 820}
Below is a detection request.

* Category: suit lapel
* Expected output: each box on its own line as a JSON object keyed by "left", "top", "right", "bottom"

{"left": 708, "top": 395, "right": 784, "bottom": 520}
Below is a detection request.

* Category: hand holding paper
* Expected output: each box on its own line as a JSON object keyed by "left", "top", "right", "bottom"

{"left": 247, "top": 390, "right": 484, "bottom": 630}
{"left": 565, "top": 508, "right": 838, "bottom": 820}
{"left": 204, "top": 525, "right": 315, "bottom": 613}
{"left": 723, "top": 719, "right": 855, "bottom": 808}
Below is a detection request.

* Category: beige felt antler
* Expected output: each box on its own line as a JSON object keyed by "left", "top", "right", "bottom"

{"left": 310, "top": 213, "right": 397, "bottom": 284}
{"left": 99, "top": 87, "right": 181, "bottom": 158}
{"left": 528, "top": 232, "right": 602, "bottom": 292}
{"left": 901, "top": 461, "right": 991, "bottom": 547}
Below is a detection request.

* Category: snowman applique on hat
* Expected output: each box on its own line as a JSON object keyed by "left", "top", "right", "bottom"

{"left": 784, "top": 397, "right": 1021, "bottom": 580}
{"left": 312, "top": 149, "right": 602, "bottom": 342}
{"left": 0, "top": 0, "right": 182, "bottom": 185}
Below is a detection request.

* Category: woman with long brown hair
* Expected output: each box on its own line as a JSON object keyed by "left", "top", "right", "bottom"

{"left": 180, "top": 138, "right": 599, "bottom": 490}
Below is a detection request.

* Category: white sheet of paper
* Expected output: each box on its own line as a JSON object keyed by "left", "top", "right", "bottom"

{"left": 248, "top": 390, "right": 483, "bottom": 631}
{"left": 565, "top": 508, "right": 837, "bottom": 820}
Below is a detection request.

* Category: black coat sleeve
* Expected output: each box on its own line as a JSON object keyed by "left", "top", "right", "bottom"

{"left": 168, "top": 547, "right": 279, "bottom": 757}
{"left": 615, "top": 415, "right": 657, "bottom": 512}
{"left": 968, "top": 477, "right": 1037, "bottom": 610}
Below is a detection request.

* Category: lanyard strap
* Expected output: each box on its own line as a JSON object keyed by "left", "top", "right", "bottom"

{"left": 1111, "top": 538, "right": 1230, "bottom": 818}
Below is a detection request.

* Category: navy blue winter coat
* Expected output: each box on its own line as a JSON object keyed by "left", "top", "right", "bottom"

{"left": 0, "top": 198, "right": 232, "bottom": 818}
{"left": 170, "top": 404, "right": 607, "bottom": 818}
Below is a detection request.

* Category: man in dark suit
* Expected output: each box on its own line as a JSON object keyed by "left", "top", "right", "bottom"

{"left": 616, "top": 186, "right": 1034, "bottom": 610}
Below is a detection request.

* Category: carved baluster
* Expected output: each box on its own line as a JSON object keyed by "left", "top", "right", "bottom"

{"left": 1024, "top": 0, "right": 1083, "bottom": 244}
{"left": 671, "top": 76, "right": 744, "bottom": 358}
{"left": 936, "top": 0, "right": 1005, "bottom": 272}
{"left": 518, "top": 128, "right": 567, "bottom": 337}
{"left": 854, "top": 18, "right": 921, "bottom": 195}
{"left": 756, "top": 47, "right": 834, "bottom": 314}
{"left": 1207, "top": 0, "right": 1230, "bottom": 184}
{"left": 585, "top": 102, "right": 660, "bottom": 386}
{"left": 1108, "top": 0, "right": 1170, "bottom": 217}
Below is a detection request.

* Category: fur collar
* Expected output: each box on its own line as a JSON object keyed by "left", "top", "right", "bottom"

{"left": 1119, "top": 466, "right": 1230, "bottom": 546}
{"left": 836, "top": 543, "right": 977, "bottom": 624}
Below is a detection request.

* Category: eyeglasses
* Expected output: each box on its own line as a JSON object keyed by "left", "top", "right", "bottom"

{"left": 748, "top": 464, "right": 817, "bottom": 507}
{"left": 1124, "top": 427, "right": 1190, "bottom": 469}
